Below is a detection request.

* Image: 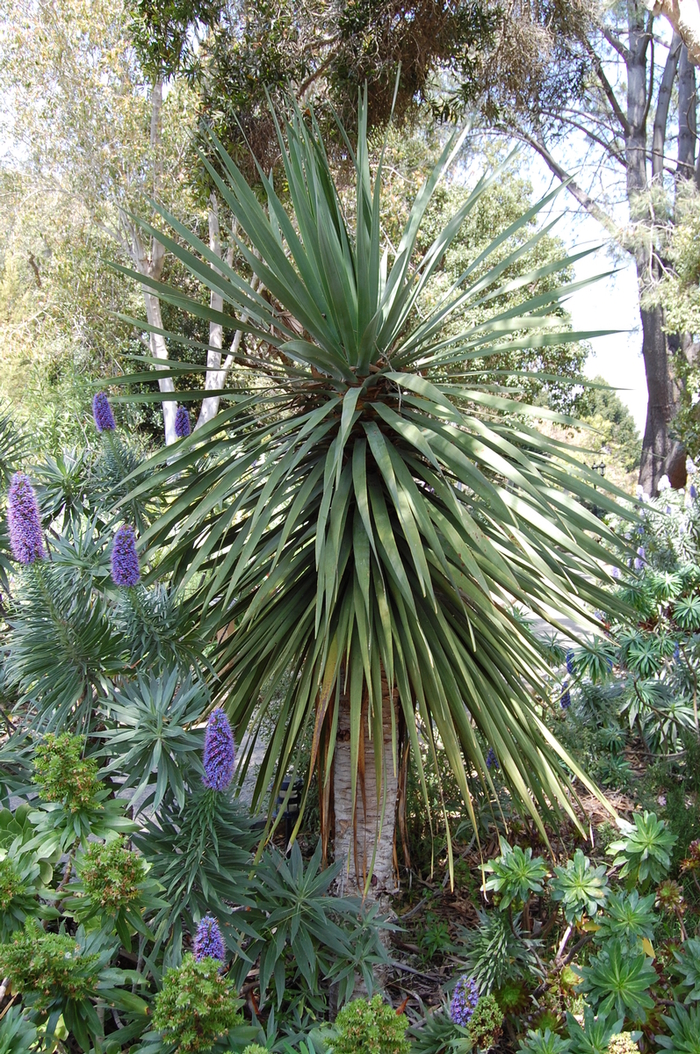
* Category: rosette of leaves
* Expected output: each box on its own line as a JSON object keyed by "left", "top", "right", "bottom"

{"left": 151, "top": 953, "right": 244, "bottom": 1054}
{"left": 115, "top": 88, "right": 633, "bottom": 863}
{"left": 656, "top": 1004, "right": 700, "bottom": 1054}
{"left": 550, "top": 848, "right": 609, "bottom": 924}
{"left": 27, "top": 734, "right": 136, "bottom": 854}
{"left": 231, "top": 841, "right": 389, "bottom": 1010}
{"left": 134, "top": 784, "right": 257, "bottom": 952}
{"left": 0, "top": 921, "right": 148, "bottom": 1052}
{"left": 459, "top": 908, "right": 542, "bottom": 994}
{"left": 331, "top": 995, "right": 410, "bottom": 1054}
{"left": 482, "top": 838, "right": 547, "bottom": 910}
{"left": 408, "top": 1008, "right": 472, "bottom": 1054}
{"left": 671, "top": 937, "right": 700, "bottom": 1001}
{"left": 0, "top": 731, "right": 34, "bottom": 803}
{"left": 0, "top": 848, "right": 56, "bottom": 940}
{"left": 0, "top": 1005, "right": 38, "bottom": 1054}
{"left": 3, "top": 553, "right": 125, "bottom": 734}
{"left": 518, "top": 1029, "right": 571, "bottom": 1054}
{"left": 607, "top": 812, "right": 676, "bottom": 889}
{"left": 62, "top": 838, "right": 167, "bottom": 951}
{"left": 576, "top": 939, "right": 657, "bottom": 1023}
{"left": 565, "top": 1007, "right": 626, "bottom": 1054}
{"left": 97, "top": 671, "right": 206, "bottom": 814}
{"left": 33, "top": 448, "right": 92, "bottom": 532}
{"left": 592, "top": 890, "right": 656, "bottom": 952}
{"left": 112, "top": 583, "right": 208, "bottom": 680}
{"left": 0, "top": 803, "right": 57, "bottom": 882}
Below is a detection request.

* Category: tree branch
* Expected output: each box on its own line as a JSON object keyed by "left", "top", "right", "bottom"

{"left": 585, "top": 41, "right": 630, "bottom": 135}
{"left": 642, "top": 0, "right": 700, "bottom": 66}
{"left": 600, "top": 24, "right": 631, "bottom": 62}
{"left": 516, "top": 132, "right": 619, "bottom": 237}
{"left": 653, "top": 32, "right": 682, "bottom": 181}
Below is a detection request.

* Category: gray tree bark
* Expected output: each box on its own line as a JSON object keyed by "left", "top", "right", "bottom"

{"left": 627, "top": 2, "right": 684, "bottom": 494}
{"left": 332, "top": 678, "right": 400, "bottom": 898}
{"left": 516, "top": 3, "right": 691, "bottom": 495}
{"left": 125, "top": 77, "right": 178, "bottom": 446}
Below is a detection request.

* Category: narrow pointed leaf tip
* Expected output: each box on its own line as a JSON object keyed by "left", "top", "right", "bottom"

{"left": 193, "top": 915, "right": 226, "bottom": 963}
{"left": 202, "top": 709, "right": 235, "bottom": 791}
{"left": 111, "top": 524, "right": 140, "bottom": 587}
{"left": 7, "top": 472, "right": 45, "bottom": 565}
{"left": 92, "top": 391, "right": 116, "bottom": 432}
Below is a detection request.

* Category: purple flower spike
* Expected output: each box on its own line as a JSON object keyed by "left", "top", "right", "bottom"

{"left": 93, "top": 392, "right": 116, "bottom": 432}
{"left": 634, "top": 545, "right": 646, "bottom": 571}
{"left": 111, "top": 525, "right": 140, "bottom": 587}
{"left": 7, "top": 473, "right": 45, "bottom": 565}
{"left": 175, "top": 405, "right": 191, "bottom": 438}
{"left": 202, "top": 708, "right": 235, "bottom": 791}
{"left": 193, "top": 915, "right": 226, "bottom": 963}
{"left": 566, "top": 650, "right": 574, "bottom": 675}
{"left": 612, "top": 566, "right": 620, "bottom": 579}
{"left": 691, "top": 484, "right": 697, "bottom": 500}
{"left": 560, "top": 680, "right": 571, "bottom": 710}
{"left": 450, "top": 975, "right": 479, "bottom": 1027}
{"left": 485, "top": 747, "right": 499, "bottom": 771}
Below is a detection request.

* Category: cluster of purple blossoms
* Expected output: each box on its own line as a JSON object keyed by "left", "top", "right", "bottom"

{"left": 202, "top": 708, "right": 235, "bottom": 791}
{"left": 674, "top": 642, "right": 681, "bottom": 664}
{"left": 565, "top": 651, "right": 574, "bottom": 676}
{"left": 111, "top": 525, "right": 140, "bottom": 587}
{"left": 690, "top": 484, "right": 698, "bottom": 501}
{"left": 7, "top": 473, "right": 45, "bottom": 565}
{"left": 634, "top": 546, "right": 646, "bottom": 572}
{"left": 560, "top": 681, "right": 571, "bottom": 710}
{"left": 193, "top": 915, "right": 226, "bottom": 963}
{"left": 450, "top": 975, "right": 479, "bottom": 1027}
{"left": 485, "top": 747, "right": 499, "bottom": 771}
{"left": 93, "top": 391, "right": 116, "bottom": 433}
{"left": 612, "top": 566, "right": 621, "bottom": 579}
{"left": 175, "top": 405, "right": 191, "bottom": 438}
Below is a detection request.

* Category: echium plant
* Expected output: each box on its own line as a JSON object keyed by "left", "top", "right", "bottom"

{"left": 608, "top": 811, "right": 676, "bottom": 889}
{"left": 116, "top": 90, "right": 633, "bottom": 872}
{"left": 7, "top": 472, "right": 45, "bottom": 565}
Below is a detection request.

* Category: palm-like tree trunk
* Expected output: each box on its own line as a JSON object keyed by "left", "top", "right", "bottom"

{"left": 332, "top": 677, "right": 399, "bottom": 897}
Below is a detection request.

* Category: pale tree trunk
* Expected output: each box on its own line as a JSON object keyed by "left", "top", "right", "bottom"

{"left": 123, "top": 77, "right": 178, "bottom": 445}
{"left": 196, "top": 194, "right": 231, "bottom": 428}
{"left": 677, "top": 44, "right": 697, "bottom": 180}
{"left": 626, "top": 2, "right": 685, "bottom": 494}
{"left": 132, "top": 227, "right": 178, "bottom": 446}
{"left": 642, "top": 0, "right": 700, "bottom": 65}
{"left": 194, "top": 209, "right": 261, "bottom": 431}
{"left": 520, "top": 4, "right": 690, "bottom": 495}
{"left": 333, "top": 677, "right": 400, "bottom": 898}
{"left": 652, "top": 33, "right": 681, "bottom": 181}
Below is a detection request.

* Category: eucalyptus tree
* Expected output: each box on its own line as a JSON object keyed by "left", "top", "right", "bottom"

{"left": 120, "top": 99, "right": 631, "bottom": 895}
{"left": 451, "top": 0, "right": 700, "bottom": 494}
{"left": 0, "top": 0, "right": 201, "bottom": 444}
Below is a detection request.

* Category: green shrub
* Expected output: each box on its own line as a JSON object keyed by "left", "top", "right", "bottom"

{"left": 78, "top": 837, "right": 146, "bottom": 911}
{"left": 331, "top": 995, "right": 409, "bottom": 1054}
{"left": 152, "top": 953, "right": 243, "bottom": 1054}
{"left": 33, "top": 733, "right": 99, "bottom": 809}
{"left": 467, "top": 994, "right": 504, "bottom": 1051}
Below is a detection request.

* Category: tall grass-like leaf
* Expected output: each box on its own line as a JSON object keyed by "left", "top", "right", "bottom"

{"left": 116, "top": 92, "right": 634, "bottom": 850}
